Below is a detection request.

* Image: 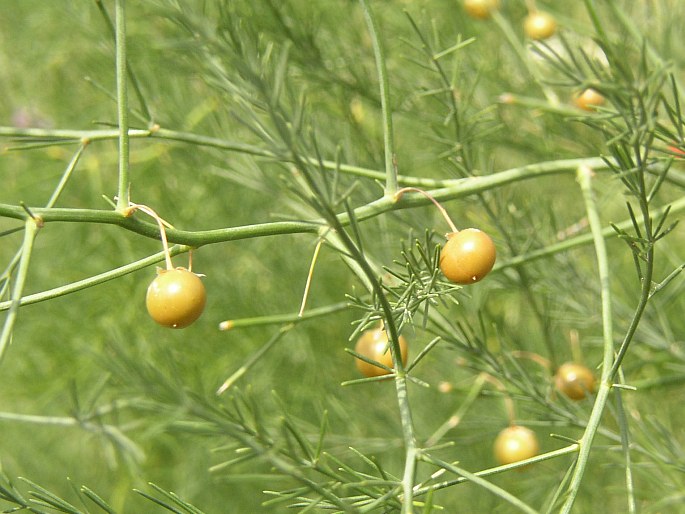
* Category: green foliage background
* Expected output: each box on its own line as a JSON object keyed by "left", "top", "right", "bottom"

{"left": 1, "top": 1, "right": 684, "bottom": 512}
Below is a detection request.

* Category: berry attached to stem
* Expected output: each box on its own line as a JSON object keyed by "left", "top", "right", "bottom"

{"left": 440, "top": 229, "right": 496, "bottom": 284}
{"left": 127, "top": 201, "right": 207, "bottom": 328}
{"left": 146, "top": 267, "right": 206, "bottom": 328}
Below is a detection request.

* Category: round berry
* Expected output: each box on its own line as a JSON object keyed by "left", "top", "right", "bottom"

{"left": 439, "top": 229, "right": 496, "bottom": 284}
{"left": 463, "top": 0, "right": 500, "bottom": 20}
{"left": 354, "top": 327, "right": 408, "bottom": 378}
{"left": 574, "top": 88, "right": 605, "bottom": 111}
{"left": 494, "top": 425, "right": 539, "bottom": 465}
{"left": 524, "top": 11, "right": 557, "bottom": 40}
{"left": 555, "top": 362, "right": 596, "bottom": 400}
{"left": 146, "top": 267, "right": 206, "bottom": 328}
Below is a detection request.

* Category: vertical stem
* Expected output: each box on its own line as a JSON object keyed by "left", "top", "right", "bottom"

{"left": 0, "top": 218, "right": 41, "bottom": 366}
{"left": 359, "top": 0, "right": 398, "bottom": 197}
{"left": 560, "top": 165, "right": 614, "bottom": 513}
{"left": 115, "top": 0, "right": 130, "bottom": 211}
{"left": 614, "top": 385, "right": 637, "bottom": 514}
{"left": 344, "top": 236, "right": 418, "bottom": 513}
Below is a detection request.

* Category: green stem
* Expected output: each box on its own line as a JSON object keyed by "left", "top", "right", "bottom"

{"left": 560, "top": 165, "right": 615, "bottom": 513}
{"left": 115, "top": 0, "right": 130, "bottom": 211}
{"left": 496, "top": 194, "right": 685, "bottom": 271}
{"left": 419, "top": 455, "right": 546, "bottom": 513}
{"left": 329, "top": 224, "right": 418, "bottom": 512}
{"left": 359, "top": 0, "right": 398, "bottom": 196}
{"left": 1, "top": 185, "right": 681, "bottom": 314}
{"left": 0, "top": 246, "right": 188, "bottom": 312}
{"left": 413, "top": 444, "right": 579, "bottom": 498}
{"left": 614, "top": 385, "right": 637, "bottom": 514}
{"left": 1, "top": 121, "right": 616, "bottom": 188}
{"left": 0, "top": 156, "right": 614, "bottom": 245}
{"left": 1, "top": 145, "right": 85, "bottom": 299}
{"left": 95, "top": 0, "right": 153, "bottom": 124}
{"left": 608, "top": 252, "right": 654, "bottom": 379}
{"left": 0, "top": 219, "right": 41, "bottom": 366}
{"left": 47, "top": 144, "right": 87, "bottom": 208}
{"left": 216, "top": 325, "right": 294, "bottom": 394}
{"left": 218, "top": 302, "right": 349, "bottom": 330}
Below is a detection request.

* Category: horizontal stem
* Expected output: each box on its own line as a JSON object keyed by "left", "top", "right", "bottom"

{"left": 4, "top": 194, "right": 682, "bottom": 314}
{"left": 0, "top": 125, "right": 614, "bottom": 189}
{"left": 219, "top": 302, "right": 349, "bottom": 330}
{"left": 0, "top": 157, "right": 613, "bottom": 247}
{"left": 0, "top": 204, "right": 321, "bottom": 245}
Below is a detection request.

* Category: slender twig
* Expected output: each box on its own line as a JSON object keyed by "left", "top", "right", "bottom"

{"left": 359, "top": 0, "right": 398, "bottom": 196}
{"left": 4, "top": 157, "right": 669, "bottom": 250}
{"left": 614, "top": 384, "right": 637, "bottom": 514}
{"left": 126, "top": 203, "right": 174, "bottom": 270}
{"left": 413, "top": 444, "right": 579, "bottom": 497}
{"left": 298, "top": 239, "right": 324, "bottom": 317}
{"left": 95, "top": 0, "right": 153, "bottom": 124}
{"left": 0, "top": 246, "right": 189, "bottom": 313}
{"left": 115, "top": 0, "right": 131, "bottom": 211}
{"left": 219, "top": 302, "right": 349, "bottom": 331}
{"left": 395, "top": 187, "right": 459, "bottom": 234}
{"left": 421, "top": 456, "right": 538, "bottom": 514}
{"left": 0, "top": 219, "right": 41, "bottom": 366}
{"left": 216, "top": 325, "right": 294, "bottom": 395}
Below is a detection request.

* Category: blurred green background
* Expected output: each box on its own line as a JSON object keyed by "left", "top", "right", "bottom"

{"left": 1, "top": 1, "right": 684, "bottom": 512}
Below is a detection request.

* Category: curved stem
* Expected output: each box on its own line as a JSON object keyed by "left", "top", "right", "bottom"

{"left": 128, "top": 203, "right": 174, "bottom": 270}
{"left": 395, "top": 187, "right": 459, "bottom": 233}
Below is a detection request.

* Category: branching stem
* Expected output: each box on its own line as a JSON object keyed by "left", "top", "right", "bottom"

{"left": 0, "top": 219, "right": 41, "bottom": 366}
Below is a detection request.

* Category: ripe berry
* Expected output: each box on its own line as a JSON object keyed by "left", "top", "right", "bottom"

{"left": 354, "top": 327, "right": 408, "bottom": 378}
{"left": 439, "top": 229, "right": 496, "bottom": 284}
{"left": 146, "top": 267, "right": 206, "bottom": 328}
{"left": 555, "top": 362, "right": 596, "bottom": 400}
{"left": 463, "top": 0, "right": 500, "bottom": 20}
{"left": 574, "top": 88, "right": 605, "bottom": 111}
{"left": 524, "top": 11, "right": 557, "bottom": 40}
{"left": 494, "top": 425, "right": 539, "bottom": 465}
